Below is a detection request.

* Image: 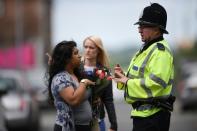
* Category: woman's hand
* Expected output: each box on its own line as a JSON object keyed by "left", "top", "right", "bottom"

{"left": 108, "top": 128, "right": 116, "bottom": 131}
{"left": 45, "top": 52, "right": 52, "bottom": 65}
{"left": 80, "top": 79, "right": 95, "bottom": 86}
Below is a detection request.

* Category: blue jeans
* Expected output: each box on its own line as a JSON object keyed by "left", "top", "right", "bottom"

{"left": 99, "top": 119, "right": 106, "bottom": 131}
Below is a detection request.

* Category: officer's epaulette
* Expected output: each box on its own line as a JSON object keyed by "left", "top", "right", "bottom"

{"left": 157, "top": 43, "right": 165, "bottom": 51}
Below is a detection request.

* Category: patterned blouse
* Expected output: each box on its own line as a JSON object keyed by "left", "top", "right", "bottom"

{"left": 51, "top": 71, "right": 77, "bottom": 131}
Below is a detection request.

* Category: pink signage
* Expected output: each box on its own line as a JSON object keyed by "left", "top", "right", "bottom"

{"left": 0, "top": 44, "right": 35, "bottom": 69}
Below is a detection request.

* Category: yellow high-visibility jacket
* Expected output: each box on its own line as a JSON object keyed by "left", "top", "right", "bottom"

{"left": 117, "top": 39, "right": 174, "bottom": 117}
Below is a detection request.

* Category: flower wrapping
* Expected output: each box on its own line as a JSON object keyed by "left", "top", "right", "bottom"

{"left": 82, "top": 66, "right": 112, "bottom": 98}
{"left": 80, "top": 64, "right": 112, "bottom": 118}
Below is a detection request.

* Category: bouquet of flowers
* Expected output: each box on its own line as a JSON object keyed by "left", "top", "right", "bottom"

{"left": 93, "top": 67, "right": 112, "bottom": 96}
{"left": 82, "top": 66, "right": 112, "bottom": 98}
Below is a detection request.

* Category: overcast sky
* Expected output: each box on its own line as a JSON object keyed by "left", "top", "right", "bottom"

{"left": 51, "top": 0, "right": 197, "bottom": 51}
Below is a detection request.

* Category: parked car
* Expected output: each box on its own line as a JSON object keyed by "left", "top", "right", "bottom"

{"left": 26, "top": 68, "right": 50, "bottom": 109}
{"left": 0, "top": 69, "right": 40, "bottom": 131}
{"left": 179, "top": 73, "right": 197, "bottom": 110}
{"left": 177, "top": 61, "right": 197, "bottom": 111}
{"left": 0, "top": 86, "right": 7, "bottom": 131}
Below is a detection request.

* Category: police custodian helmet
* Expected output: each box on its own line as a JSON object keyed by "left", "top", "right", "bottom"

{"left": 134, "top": 3, "right": 168, "bottom": 34}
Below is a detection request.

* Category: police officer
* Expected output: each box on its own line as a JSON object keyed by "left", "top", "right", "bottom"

{"left": 113, "top": 3, "right": 175, "bottom": 131}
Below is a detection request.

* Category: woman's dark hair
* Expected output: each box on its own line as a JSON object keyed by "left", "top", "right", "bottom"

{"left": 46, "top": 40, "right": 82, "bottom": 104}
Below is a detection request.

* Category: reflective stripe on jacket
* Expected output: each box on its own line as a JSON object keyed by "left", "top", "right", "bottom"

{"left": 117, "top": 40, "right": 174, "bottom": 117}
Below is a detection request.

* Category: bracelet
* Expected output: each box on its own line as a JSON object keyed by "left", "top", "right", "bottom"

{"left": 80, "top": 79, "right": 89, "bottom": 89}
{"left": 80, "top": 79, "right": 87, "bottom": 85}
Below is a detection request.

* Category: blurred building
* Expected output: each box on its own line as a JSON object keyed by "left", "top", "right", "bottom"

{"left": 0, "top": 0, "right": 51, "bottom": 69}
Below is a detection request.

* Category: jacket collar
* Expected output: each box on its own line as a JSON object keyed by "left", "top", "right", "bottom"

{"left": 140, "top": 36, "right": 164, "bottom": 53}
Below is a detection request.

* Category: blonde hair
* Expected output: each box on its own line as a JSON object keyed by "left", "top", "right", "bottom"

{"left": 83, "top": 35, "right": 110, "bottom": 68}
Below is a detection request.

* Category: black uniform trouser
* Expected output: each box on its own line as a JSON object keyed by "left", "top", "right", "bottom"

{"left": 132, "top": 110, "right": 171, "bottom": 131}
{"left": 54, "top": 124, "right": 91, "bottom": 131}
{"left": 54, "top": 124, "right": 62, "bottom": 131}
{"left": 75, "top": 124, "right": 91, "bottom": 131}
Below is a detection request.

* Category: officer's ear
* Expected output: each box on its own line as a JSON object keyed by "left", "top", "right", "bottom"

{"left": 152, "top": 26, "right": 161, "bottom": 35}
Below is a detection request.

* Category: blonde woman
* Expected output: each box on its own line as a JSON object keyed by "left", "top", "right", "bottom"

{"left": 82, "top": 36, "right": 118, "bottom": 131}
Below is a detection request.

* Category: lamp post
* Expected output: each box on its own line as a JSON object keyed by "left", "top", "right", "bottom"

{"left": 15, "top": 0, "right": 24, "bottom": 69}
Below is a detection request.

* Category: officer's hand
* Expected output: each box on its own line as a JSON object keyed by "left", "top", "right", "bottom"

{"left": 114, "top": 64, "right": 124, "bottom": 77}
{"left": 113, "top": 71, "right": 129, "bottom": 84}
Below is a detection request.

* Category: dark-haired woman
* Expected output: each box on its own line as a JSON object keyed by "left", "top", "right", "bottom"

{"left": 46, "top": 41, "right": 95, "bottom": 131}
